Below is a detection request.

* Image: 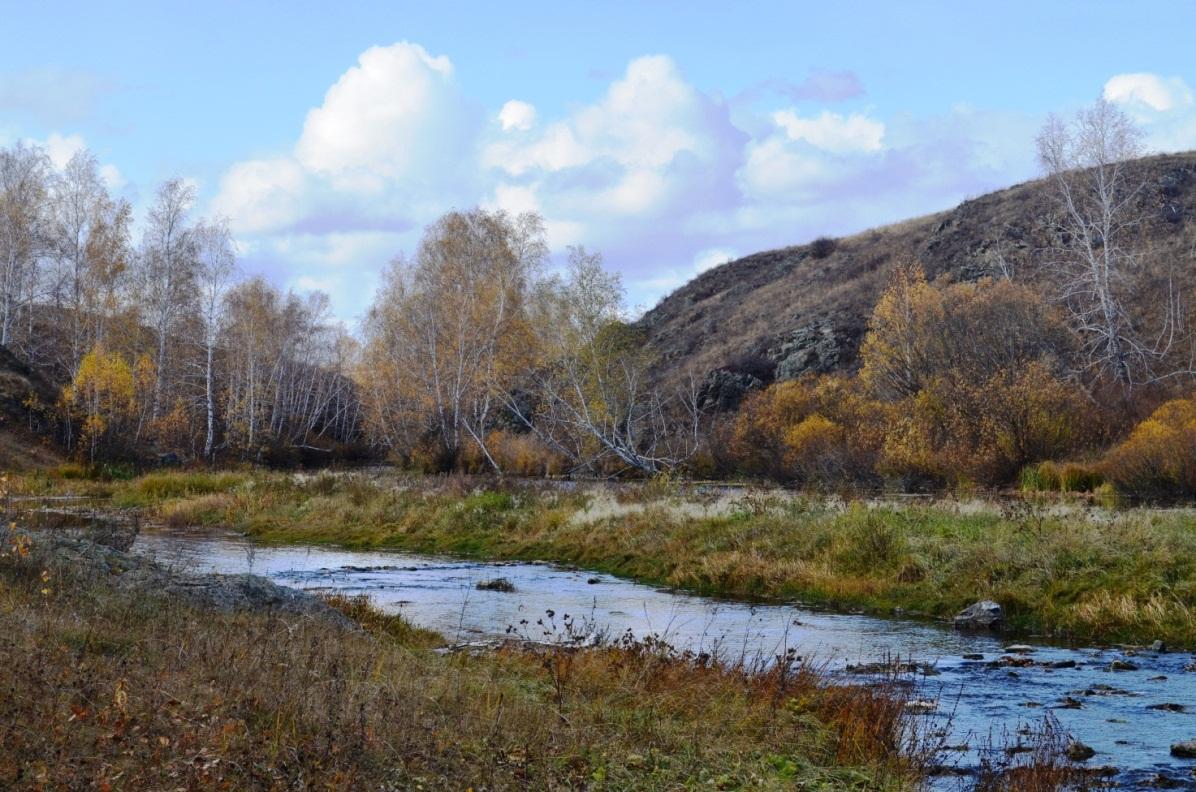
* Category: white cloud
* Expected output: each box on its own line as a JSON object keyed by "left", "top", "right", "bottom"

{"left": 1104, "top": 73, "right": 1193, "bottom": 113}
{"left": 43, "top": 132, "right": 86, "bottom": 170}
{"left": 1103, "top": 72, "right": 1196, "bottom": 153}
{"left": 772, "top": 109, "right": 885, "bottom": 153}
{"left": 214, "top": 41, "right": 479, "bottom": 241}
{"left": 295, "top": 42, "right": 468, "bottom": 187}
{"left": 212, "top": 157, "right": 307, "bottom": 234}
{"left": 498, "top": 100, "right": 536, "bottom": 131}
{"left": 99, "top": 164, "right": 125, "bottom": 191}
{"left": 484, "top": 54, "right": 745, "bottom": 246}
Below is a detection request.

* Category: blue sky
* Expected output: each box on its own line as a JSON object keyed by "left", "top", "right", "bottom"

{"left": 2, "top": 1, "right": 1195, "bottom": 323}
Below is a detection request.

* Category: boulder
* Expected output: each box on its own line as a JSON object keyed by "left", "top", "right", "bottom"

{"left": 953, "top": 600, "right": 1003, "bottom": 631}
{"left": 772, "top": 322, "right": 845, "bottom": 381}
{"left": 1065, "top": 741, "right": 1096, "bottom": 761}
{"left": 1170, "top": 740, "right": 1196, "bottom": 758}
{"left": 696, "top": 369, "right": 764, "bottom": 412}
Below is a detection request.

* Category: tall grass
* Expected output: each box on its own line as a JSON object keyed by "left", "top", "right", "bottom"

{"left": 0, "top": 529, "right": 926, "bottom": 790}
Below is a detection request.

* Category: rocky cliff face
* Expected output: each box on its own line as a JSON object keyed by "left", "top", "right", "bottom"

{"left": 640, "top": 152, "right": 1196, "bottom": 407}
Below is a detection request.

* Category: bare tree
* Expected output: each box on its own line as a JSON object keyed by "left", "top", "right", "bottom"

{"left": 1037, "top": 99, "right": 1169, "bottom": 387}
{"left": 0, "top": 143, "right": 50, "bottom": 349}
{"left": 138, "top": 179, "right": 198, "bottom": 420}
{"left": 507, "top": 247, "right": 702, "bottom": 475}
{"left": 193, "top": 219, "right": 237, "bottom": 459}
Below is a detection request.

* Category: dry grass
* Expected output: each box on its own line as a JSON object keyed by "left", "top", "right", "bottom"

{"left": 0, "top": 525, "right": 929, "bottom": 791}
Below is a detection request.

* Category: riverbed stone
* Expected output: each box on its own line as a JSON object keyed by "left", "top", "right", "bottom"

{"left": 953, "top": 600, "right": 1003, "bottom": 631}
{"left": 1066, "top": 740, "right": 1096, "bottom": 761}
{"left": 1170, "top": 740, "right": 1196, "bottom": 758}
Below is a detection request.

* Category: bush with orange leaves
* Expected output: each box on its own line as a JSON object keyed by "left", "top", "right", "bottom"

{"left": 728, "top": 375, "right": 891, "bottom": 484}
{"left": 1101, "top": 395, "right": 1196, "bottom": 496}
{"left": 881, "top": 361, "right": 1097, "bottom": 487}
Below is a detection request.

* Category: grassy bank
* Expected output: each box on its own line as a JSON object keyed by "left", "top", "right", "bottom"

{"left": 20, "top": 467, "right": 1196, "bottom": 647}
{"left": 0, "top": 525, "right": 924, "bottom": 790}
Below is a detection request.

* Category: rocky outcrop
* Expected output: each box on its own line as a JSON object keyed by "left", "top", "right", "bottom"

{"left": 697, "top": 369, "right": 765, "bottom": 412}
{"left": 770, "top": 321, "right": 848, "bottom": 381}
{"left": 953, "top": 600, "right": 1003, "bottom": 631}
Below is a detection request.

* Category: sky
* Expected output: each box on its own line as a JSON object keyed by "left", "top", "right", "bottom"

{"left": 2, "top": 1, "right": 1195, "bottom": 325}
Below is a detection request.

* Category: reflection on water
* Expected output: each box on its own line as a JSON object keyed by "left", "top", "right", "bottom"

{"left": 134, "top": 528, "right": 1196, "bottom": 787}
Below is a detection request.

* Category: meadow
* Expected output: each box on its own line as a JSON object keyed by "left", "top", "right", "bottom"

{"left": 21, "top": 467, "right": 1196, "bottom": 648}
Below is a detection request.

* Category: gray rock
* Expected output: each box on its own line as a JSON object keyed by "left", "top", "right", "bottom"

{"left": 1170, "top": 740, "right": 1196, "bottom": 758}
{"left": 1065, "top": 740, "right": 1096, "bottom": 761}
{"left": 696, "top": 369, "right": 764, "bottom": 412}
{"left": 772, "top": 322, "right": 845, "bottom": 380}
{"left": 953, "top": 600, "right": 1003, "bottom": 631}
{"left": 1152, "top": 640, "right": 1168, "bottom": 653}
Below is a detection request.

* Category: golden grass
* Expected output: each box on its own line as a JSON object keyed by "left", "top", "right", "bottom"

{"left": 0, "top": 530, "right": 925, "bottom": 790}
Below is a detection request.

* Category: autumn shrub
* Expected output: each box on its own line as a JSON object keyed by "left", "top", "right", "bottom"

{"left": 1101, "top": 394, "right": 1196, "bottom": 496}
{"left": 881, "top": 362, "right": 1096, "bottom": 487}
{"left": 860, "top": 266, "right": 1072, "bottom": 401}
{"left": 728, "top": 375, "right": 889, "bottom": 484}
{"left": 59, "top": 346, "right": 154, "bottom": 463}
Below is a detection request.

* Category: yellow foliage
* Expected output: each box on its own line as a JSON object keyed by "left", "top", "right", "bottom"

{"left": 1102, "top": 395, "right": 1196, "bottom": 495}
{"left": 881, "top": 361, "right": 1095, "bottom": 487}
{"left": 729, "top": 375, "right": 890, "bottom": 483}
{"left": 61, "top": 346, "right": 141, "bottom": 461}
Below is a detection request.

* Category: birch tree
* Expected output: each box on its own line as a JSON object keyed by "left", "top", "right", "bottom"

{"left": 0, "top": 143, "right": 50, "bottom": 350}
{"left": 361, "top": 209, "right": 545, "bottom": 470}
{"left": 1037, "top": 99, "right": 1166, "bottom": 387}
{"left": 138, "top": 178, "right": 197, "bottom": 420}
{"left": 193, "top": 219, "right": 237, "bottom": 458}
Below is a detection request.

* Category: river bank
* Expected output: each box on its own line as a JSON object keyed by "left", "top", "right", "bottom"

{"left": 28, "top": 468, "right": 1196, "bottom": 649}
{"left": 0, "top": 522, "right": 933, "bottom": 790}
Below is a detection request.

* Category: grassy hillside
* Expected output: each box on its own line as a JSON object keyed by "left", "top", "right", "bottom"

{"left": 641, "top": 152, "right": 1196, "bottom": 393}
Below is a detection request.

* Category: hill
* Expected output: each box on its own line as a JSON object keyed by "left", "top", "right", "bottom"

{"left": 0, "top": 346, "right": 63, "bottom": 470}
{"left": 640, "top": 151, "right": 1196, "bottom": 410}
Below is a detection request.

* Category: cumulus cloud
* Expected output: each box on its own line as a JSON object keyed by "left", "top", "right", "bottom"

{"left": 484, "top": 54, "right": 746, "bottom": 244}
{"left": 772, "top": 110, "right": 885, "bottom": 153}
{"left": 43, "top": 132, "right": 87, "bottom": 169}
{"left": 1104, "top": 73, "right": 1193, "bottom": 113}
{"left": 498, "top": 100, "right": 536, "bottom": 131}
{"left": 213, "top": 41, "right": 478, "bottom": 237}
{"left": 1104, "top": 72, "right": 1196, "bottom": 153}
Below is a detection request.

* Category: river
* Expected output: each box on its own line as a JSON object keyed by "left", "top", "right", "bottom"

{"left": 134, "top": 527, "right": 1196, "bottom": 788}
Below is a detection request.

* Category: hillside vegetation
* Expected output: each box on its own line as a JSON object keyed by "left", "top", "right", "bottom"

{"left": 642, "top": 151, "right": 1196, "bottom": 397}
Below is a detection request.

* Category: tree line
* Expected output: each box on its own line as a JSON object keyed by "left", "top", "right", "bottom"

{"left": 0, "top": 144, "right": 358, "bottom": 463}
{"left": 5, "top": 99, "right": 1196, "bottom": 495}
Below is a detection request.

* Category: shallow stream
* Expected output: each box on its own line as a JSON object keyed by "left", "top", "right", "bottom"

{"left": 134, "top": 528, "right": 1196, "bottom": 788}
